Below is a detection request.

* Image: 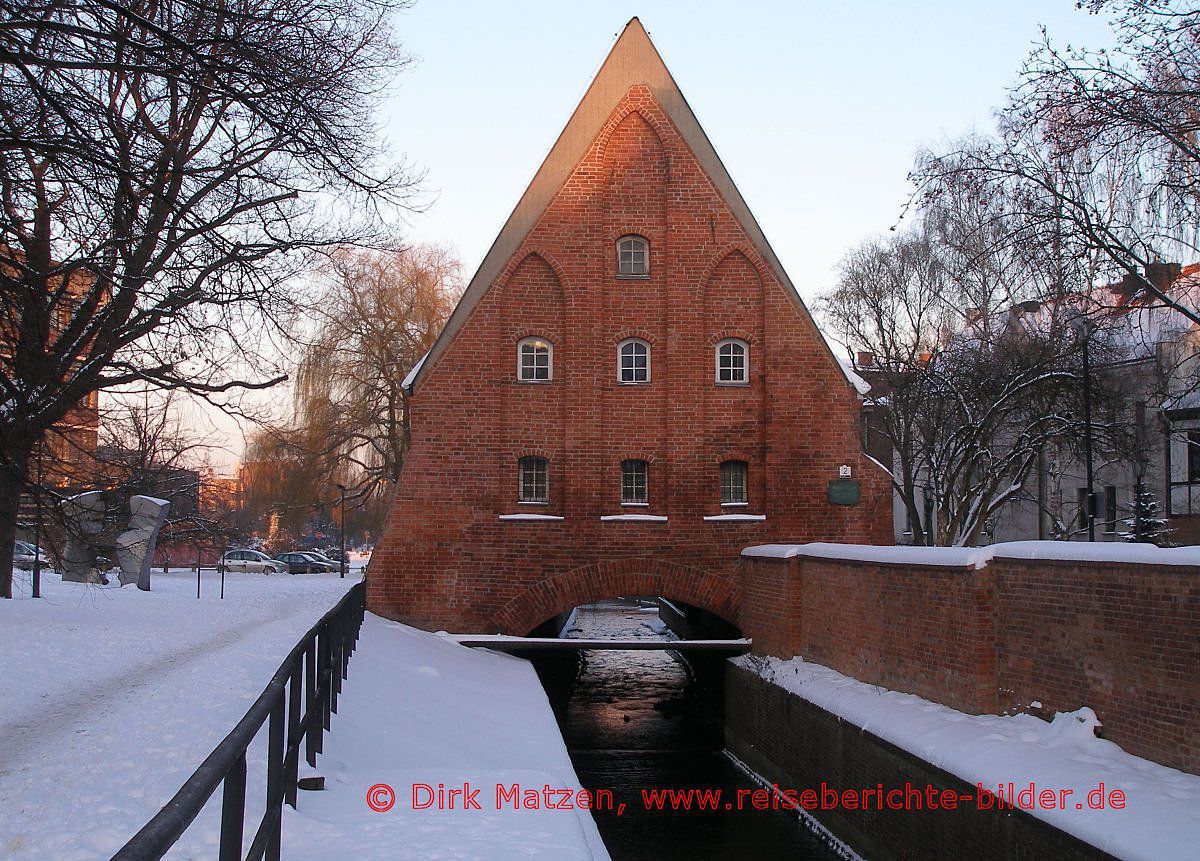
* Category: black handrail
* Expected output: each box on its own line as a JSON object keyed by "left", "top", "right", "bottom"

{"left": 112, "top": 580, "right": 367, "bottom": 861}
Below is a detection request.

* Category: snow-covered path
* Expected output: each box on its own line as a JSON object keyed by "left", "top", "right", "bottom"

{"left": 0, "top": 568, "right": 361, "bottom": 860}
{"left": 280, "top": 615, "right": 611, "bottom": 861}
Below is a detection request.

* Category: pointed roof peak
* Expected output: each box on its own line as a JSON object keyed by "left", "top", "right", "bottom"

{"left": 407, "top": 18, "right": 825, "bottom": 392}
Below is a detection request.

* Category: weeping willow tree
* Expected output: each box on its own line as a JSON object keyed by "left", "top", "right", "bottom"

{"left": 288, "top": 244, "right": 460, "bottom": 541}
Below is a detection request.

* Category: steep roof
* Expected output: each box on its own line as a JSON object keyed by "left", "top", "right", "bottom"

{"left": 407, "top": 17, "right": 847, "bottom": 392}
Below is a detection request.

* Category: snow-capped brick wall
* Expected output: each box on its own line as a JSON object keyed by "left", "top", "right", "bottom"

{"left": 739, "top": 542, "right": 1200, "bottom": 775}
{"left": 368, "top": 73, "right": 892, "bottom": 635}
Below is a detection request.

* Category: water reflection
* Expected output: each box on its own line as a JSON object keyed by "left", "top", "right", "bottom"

{"left": 545, "top": 599, "right": 839, "bottom": 861}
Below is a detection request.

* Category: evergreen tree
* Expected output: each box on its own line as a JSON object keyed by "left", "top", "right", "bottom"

{"left": 1122, "top": 483, "right": 1168, "bottom": 544}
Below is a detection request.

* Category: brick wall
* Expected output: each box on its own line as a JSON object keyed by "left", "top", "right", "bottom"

{"left": 368, "top": 83, "right": 891, "bottom": 634}
{"left": 741, "top": 552, "right": 1200, "bottom": 774}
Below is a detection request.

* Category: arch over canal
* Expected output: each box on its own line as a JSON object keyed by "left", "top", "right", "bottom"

{"left": 492, "top": 557, "right": 742, "bottom": 636}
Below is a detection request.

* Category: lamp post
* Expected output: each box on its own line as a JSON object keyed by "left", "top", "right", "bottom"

{"left": 336, "top": 483, "right": 346, "bottom": 578}
{"left": 31, "top": 438, "right": 44, "bottom": 599}
{"left": 1069, "top": 312, "right": 1096, "bottom": 541}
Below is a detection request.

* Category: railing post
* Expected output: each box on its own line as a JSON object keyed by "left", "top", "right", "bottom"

{"left": 320, "top": 626, "right": 332, "bottom": 734}
{"left": 266, "top": 694, "right": 285, "bottom": 861}
{"left": 219, "top": 753, "right": 247, "bottom": 861}
{"left": 305, "top": 639, "right": 318, "bottom": 767}
{"left": 286, "top": 660, "right": 302, "bottom": 808}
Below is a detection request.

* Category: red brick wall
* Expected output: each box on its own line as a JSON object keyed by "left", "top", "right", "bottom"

{"left": 743, "top": 552, "right": 1200, "bottom": 774}
{"left": 368, "top": 84, "right": 891, "bottom": 634}
{"left": 995, "top": 558, "right": 1200, "bottom": 775}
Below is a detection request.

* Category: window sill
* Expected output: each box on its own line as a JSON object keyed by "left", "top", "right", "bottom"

{"left": 498, "top": 514, "right": 564, "bottom": 521}
{"left": 703, "top": 514, "right": 766, "bottom": 522}
{"left": 618, "top": 380, "right": 651, "bottom": 386}
{"left": 600, "top": 514, "right": 668, "bottom": 522}
{"left": 517, "top": 501, "right": 549, "bottom": 506}
{"left": 721, "top": 501, "right": 749, "bottom": 507}
{"left": 715, "top": 381, "right": 750, "bottom": 387}
{"left": 516, "top": 379, "right": 553, "bottom": 384}
{"left": 620, "top": 502, "right": 650, "bottom": 507}
{"left": 615, "top": 273, "right": 651, "bottom": 280}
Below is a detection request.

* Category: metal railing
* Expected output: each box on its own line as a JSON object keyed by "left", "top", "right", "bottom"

{"left": 112, "top": 580, "right": 367, "bottom": 861}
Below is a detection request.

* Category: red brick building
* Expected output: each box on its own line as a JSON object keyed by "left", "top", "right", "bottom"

{"left": 368, "top": 19, "right": 892, "bottom": 634}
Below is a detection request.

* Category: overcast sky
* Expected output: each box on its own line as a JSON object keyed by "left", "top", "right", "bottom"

{"left": 199, "top": 1, "right": 1121, "bottom": 472}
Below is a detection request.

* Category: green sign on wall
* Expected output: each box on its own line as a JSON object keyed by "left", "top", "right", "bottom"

{"left": 828, "top": 479, "right": 861, "bottom": 506}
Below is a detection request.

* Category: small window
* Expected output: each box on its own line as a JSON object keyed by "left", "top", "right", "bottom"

{"left": 1188, "top": 430, "right": 1200, "bottom": 483}
{"left": 720, "top": 460, "right": 748, "bottom": 505}
{"left": 1104, "top": 486, "right": 1118, "bottom": 533}
{"left": 1077, "top": 487, "right": 1093, "bottom": 530}
{"left": 517, "top": 337, "right": 552, "bottom": 382}
{"left": 518, "top": 456, "right": 549, "bottom": 503}
{"left": 621, "top": 459, "right": 648, "bottom": 504}
{"left": 716, "top": 339, "right": 748, "bottom": 384}
{"left": 618, "top": 339, "right": 650, "bottom": 384}
{"left": 617, "top": 235, "right": 649, "bottom": 276}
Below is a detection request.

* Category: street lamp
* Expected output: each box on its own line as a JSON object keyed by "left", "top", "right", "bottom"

{"left": 336, "top": 483, "right": 346, "bottom": 578}
{"left": 31, "top": 438, "right": 44, "bottom": 599}
{"left": 1069, "top": 312, "right": 1096, "bottom": 542}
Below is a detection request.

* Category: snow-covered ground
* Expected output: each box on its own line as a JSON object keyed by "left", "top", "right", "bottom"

{"left": 737, "top": 655, "right": 1200, "bottom": 861}
{"left": 280, "top": 615, "right": 610, "bottom": 860}
{"left": 0, "top": 565, "right": 362, "bottom": 860}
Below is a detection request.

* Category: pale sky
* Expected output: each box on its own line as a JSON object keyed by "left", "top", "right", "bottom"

{"left": 200, "top": 1, "right": 1120, "bottom": 472}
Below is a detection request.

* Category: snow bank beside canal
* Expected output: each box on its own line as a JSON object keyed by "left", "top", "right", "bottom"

{"left": 281, "top": 615, "right": 611, "bottom": 860}
{"left": 737, "top": 655, "right": 1200, "bottom": 860}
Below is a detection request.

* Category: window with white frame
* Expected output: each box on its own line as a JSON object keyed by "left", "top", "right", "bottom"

{"left": 617, "top": 235, "right": 649, "bottom": 276}
{"left": 618, "top": 339, "right": 650, "bottom": 383}
{"left": 518, "top": 456, "right": 549, "bottom": 503}
{"left": 720, "top": 460, "right": 748, "bottom": 505}
{"left": 621, "top": 459, "right": 648, "bottom": 504}
{"left": 517, "top": 337, "right": 552, "bottom": 382}
{"left": 716, "top": 339, "right": 748, "bottom": 384}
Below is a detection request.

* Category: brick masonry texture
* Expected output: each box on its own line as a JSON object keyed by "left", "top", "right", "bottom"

{"left": 744, "top": 554, "right": 1200, "bottom": 775}
{"left": 367, "top": 84, "right": 892, "bottom": 636}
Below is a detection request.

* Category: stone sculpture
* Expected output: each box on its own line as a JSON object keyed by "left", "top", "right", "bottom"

{"left": 116, "top": 495, "right": 171, "bottom": 591}
{"left": 59, "top": 491, "right": 107, "bottom": 583}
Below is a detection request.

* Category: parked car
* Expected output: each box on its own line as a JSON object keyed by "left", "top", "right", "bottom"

{"left": 273, "top": 552, "right": 332, "bottom": 575}
{"left": 12, "top": 540, "right": 51, "bottom": 570}
{"left": 304, "top": 550, "right": 344, "bottom": 571}
{"left": 221, "top": 549, "right": 286, "bottom": 575}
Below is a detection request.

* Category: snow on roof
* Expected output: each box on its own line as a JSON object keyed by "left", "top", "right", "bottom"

{"left": 400, "top": 351, "right": 428, "bottom": 391}
{"left": 742, "top": 540, "right": 1200, "bottom": 568}
{"left": 836, "top": 357, "right": 872, "bottom": 395}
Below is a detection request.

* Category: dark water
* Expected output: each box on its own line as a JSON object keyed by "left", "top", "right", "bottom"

{"left": 540, "top": 599, "right": 841, "bottom": 861}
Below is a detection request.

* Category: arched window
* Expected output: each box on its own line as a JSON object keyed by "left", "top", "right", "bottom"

{"left": 517, "top": 337, "right": 552, "bottom": 382}
{"left": 621, "top": 459, "right": 649, "bottom": 505}
{"left": 617, "top": 235, "right": 649, "bottom": 276}
{"left": 617, "top": 338, "right": 650, "bottom": 384}
{"left": 518, "top": 456, "right": 549, "bottom": 503}
{"left": 715, "top": 339, "right": 748, "bottom": 384}
{"left": 720, "top": 460, "right": 748, "bottom": 505}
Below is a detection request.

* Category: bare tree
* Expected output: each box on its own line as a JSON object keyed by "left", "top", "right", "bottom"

{"left": 823, "top": 196, "right": 1132, "bottom": 546}
{"left": 294, "top": 245, "right": 459, "bottom": 520}
{"left": 0, "top": 0, "right": 416, "bottom": 597}
{"left": 914, "top": 1, "right": 1200, "bottom": 325}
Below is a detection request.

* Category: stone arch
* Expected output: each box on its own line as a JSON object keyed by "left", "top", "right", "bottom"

{"left": 492, "top": 557, "right": 741, "bottom": 636}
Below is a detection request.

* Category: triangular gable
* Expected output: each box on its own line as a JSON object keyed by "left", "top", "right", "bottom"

{"left": 408, "top": 17, "right": 855, "bottom": 393}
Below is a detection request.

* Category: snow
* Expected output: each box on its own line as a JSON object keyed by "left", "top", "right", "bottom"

{"left": 280, "top": 615, "right": 610, "bottom": 860}
{"left": 836, "top": 356, "right": 872, "bottom": 395}
{"left": 0, "top": 566, "right": 362, "bottom": 860}
{"left": 703, "top": 513, "right": 766, "bottom": 521}
{"left": 497, "top": 513, "right": 564, "bottom": 521}
{"left": 741, "top": 540, "right": 1200, "bottom": 569}
{"left": 736, "top": 655, "right": 1200, "bottom": 861}
{"left": 400, "top": 350, "right": 429, "bottom": 391}
{"left": 598, "top": 514, "right": 668, "bottom": 522}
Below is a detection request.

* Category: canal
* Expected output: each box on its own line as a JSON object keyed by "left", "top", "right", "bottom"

{"left": 535, "top": 598, "right": 841, "bottom": 861}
